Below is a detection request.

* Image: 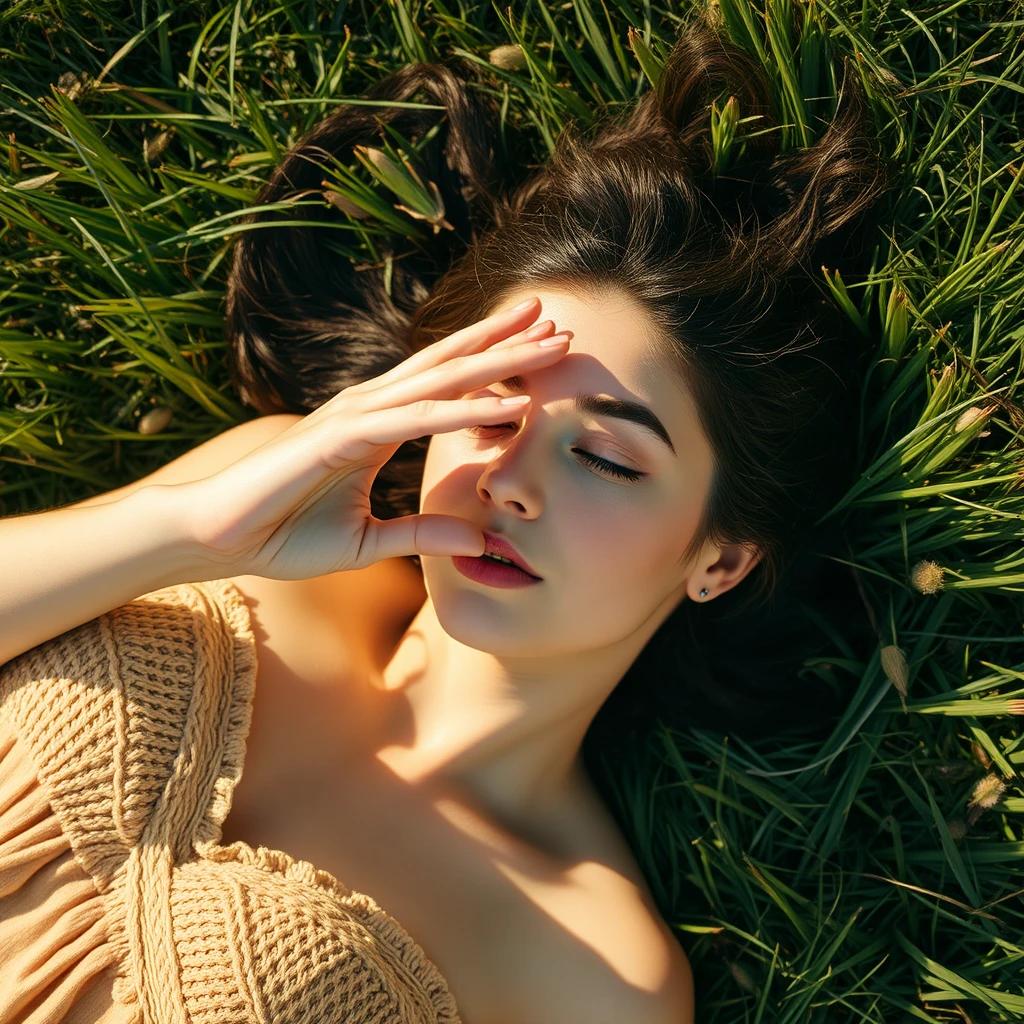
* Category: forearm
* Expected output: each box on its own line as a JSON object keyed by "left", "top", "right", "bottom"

{"left": 0, "top": 485, "right": 211, "bottom": 667}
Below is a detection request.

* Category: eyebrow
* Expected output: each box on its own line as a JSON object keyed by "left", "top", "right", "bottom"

{"left": 499, "top": 375, "right": 676, "bottom": 456}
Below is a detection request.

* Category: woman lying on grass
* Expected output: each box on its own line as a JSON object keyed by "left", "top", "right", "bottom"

{"left": 215, "top": 8, "right": 892, "bottom": 1021}
{"left": 0, "top": 8, "right": 894, "bottom": 1024}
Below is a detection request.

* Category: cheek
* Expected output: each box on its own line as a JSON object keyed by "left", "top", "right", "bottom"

{"left": 419, "top": 438, "right": 439, "bottom": 493}
{"left": 572, "top": 494, "right": 697, "bottom": 589}
{"left": 563, "top": 505, "right": 660, "bottom": 581}
{"left": 418, "top": 437, "right": 474, "bottom": 512}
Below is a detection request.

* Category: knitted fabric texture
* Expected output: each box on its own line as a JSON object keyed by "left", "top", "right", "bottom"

{"left": 0, "top": 578, "right": 463, "bottom": 1024}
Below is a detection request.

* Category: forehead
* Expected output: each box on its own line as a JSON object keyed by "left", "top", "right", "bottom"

{"left": 491, "top": 285, "right": 707, "bottom": 451}
{"left": 495, "top": 286, "right": 662, "bottom": 372}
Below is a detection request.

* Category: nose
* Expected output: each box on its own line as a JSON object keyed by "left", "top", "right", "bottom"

{"left": 475, "top": 426, "right": 543, "bottom": 517}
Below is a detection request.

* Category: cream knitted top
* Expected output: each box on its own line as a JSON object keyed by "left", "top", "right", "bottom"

{"left": 0, "top": 578, "right": 463, "bottom": 1024}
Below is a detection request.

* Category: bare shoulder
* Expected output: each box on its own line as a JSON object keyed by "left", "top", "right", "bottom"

{"left": 497, "top": 869, "right": 695, "bottom": 1024}
{"left": 490, "top": 786, "right": 695, "bottom": 1024}
{"left": 603, "top": 918, "right": 694, "bottom": 1024}
{"left": 534, "top": 789, "right": 694, "bottom": 1024}
{"left": 561, "top": 872, "right": 696, "bottom": 1024}
{"left": 574, "top": 867, "right": 694, "bottom": 1024}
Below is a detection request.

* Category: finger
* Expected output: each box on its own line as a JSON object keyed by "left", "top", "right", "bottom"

{"left": 349, "top": 318, "right": 559, "bottom": 410}
{"left": 354, "top": 333, "right": 571, "bottom": 414}
{"left": 357, "top": 512, "right": 486, "bottom": 566}
{"left": 347, "top": 297, "right": 545, "bottom": 396}
{"left": 333, "top": 392, "right": 534, "bottom": 463}
{"left": 482, "top": 318, "right": 559, "bottom": 352}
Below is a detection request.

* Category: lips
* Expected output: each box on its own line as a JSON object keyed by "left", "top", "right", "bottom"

{"left": 481, "top": 530, "right": 542, "bottom": 579}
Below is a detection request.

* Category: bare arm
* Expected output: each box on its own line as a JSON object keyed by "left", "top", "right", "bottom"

{"left": 0, "top": 485, "right": 210, "bottom": 667}
{"left": 0, "top": 414, "right": 302, "bottom": 667}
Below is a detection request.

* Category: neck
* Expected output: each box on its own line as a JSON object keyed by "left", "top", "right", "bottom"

{"left": 369, "top": 591, "right": 656, "bottom": 839}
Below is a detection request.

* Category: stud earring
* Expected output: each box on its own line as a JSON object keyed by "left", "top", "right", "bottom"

{"left": 699, "top": 587, "right": 709, "bottom": 598}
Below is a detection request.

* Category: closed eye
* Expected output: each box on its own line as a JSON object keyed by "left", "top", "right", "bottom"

{"left": 464, "top": 424, "right": 646, "bottom": 483}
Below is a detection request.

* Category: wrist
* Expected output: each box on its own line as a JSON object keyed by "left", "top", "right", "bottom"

{"left": 130, "top": 484, "right": 227, "bottom": 588}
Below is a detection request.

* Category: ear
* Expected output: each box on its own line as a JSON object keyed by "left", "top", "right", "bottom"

{"left": 689, "top": 541, "right": 762, "bottom": 602}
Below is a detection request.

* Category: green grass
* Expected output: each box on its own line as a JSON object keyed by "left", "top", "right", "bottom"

{"left": 2, "top": 1, "right": 1023, "bottom": 1020}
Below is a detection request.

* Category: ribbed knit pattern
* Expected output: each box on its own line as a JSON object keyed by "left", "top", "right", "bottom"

{"left": 0, "top": 578, "right": 463, "bottom": 1024}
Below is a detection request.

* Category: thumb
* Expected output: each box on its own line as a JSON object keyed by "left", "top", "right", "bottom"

{"left": 360, "top": 513, "right": 485, "bottom": 565}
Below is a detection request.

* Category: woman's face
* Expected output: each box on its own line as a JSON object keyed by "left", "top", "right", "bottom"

{"left": 417, "top": 286, "right": 718, "bottom": 659}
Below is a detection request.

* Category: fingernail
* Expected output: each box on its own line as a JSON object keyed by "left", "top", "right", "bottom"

{"left": 509, "top": 297, "right": 536, "bottom": 313}
{"left": 499, "top": 395, "right": 531, "bottom": 405}
{"left": 536, "top": 334, "right": 570, "bottom": 348}
{"left": 523, "top": 320, "right": 553, "bottom": 339}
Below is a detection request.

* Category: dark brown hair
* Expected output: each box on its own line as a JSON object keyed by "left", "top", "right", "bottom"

{"left": 224, "top": 13, "right": 894, "bottom": 749}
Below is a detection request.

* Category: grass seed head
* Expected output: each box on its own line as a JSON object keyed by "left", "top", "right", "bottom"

{"left": 910, "top": 560, "right": 944, "bottom": 594}
{"left": 880, "top": 644, "right": 909, "bottom": 702}
{"left": 144, "top": 128, "right": 175, "bottom": 165}
{"left": 321, "top": 184, "right": 368, "bottom": 219}
{"left": 969, "top": 773, "right": 1006, "bottom": 812}
{"left": 488, "top": 44, "right": 527, "bottom": 71}
{"left": 138, "top": 406, "right": 173, "bottom": 435}
{"left": 54, "top": 70, "right": 91, "bottom": 102}
{"left": 970, "top": 741, "right": 991, "bottom": 768}
{"left": 954, "top": 405, "right": 994, "bottom": 433}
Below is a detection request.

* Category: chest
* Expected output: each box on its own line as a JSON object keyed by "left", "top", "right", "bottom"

{"left": 217, "top": 568, "right": 668, "bottom": 1024}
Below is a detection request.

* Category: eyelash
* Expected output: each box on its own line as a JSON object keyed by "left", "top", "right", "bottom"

{"left": 464, "top": 424, "right": 645, "bottom": 483}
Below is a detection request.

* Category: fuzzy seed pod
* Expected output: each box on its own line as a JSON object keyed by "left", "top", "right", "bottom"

{"left": 910, "top": 560, "right": 944, "bottom": 595}
{"left": 144, "top": 128, "right": 176, "bottom": 165}
{"left": 488, "top": 44, "right": 527, "bottom": 71}
{"left": 880, "top": 644, "right": 908, "bottom": 704}
{"left": 969, "top": 773, "right": 1006, "bottom": 812}
{"left": 138, "top": 406, "right": 173, "bottom": 435}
